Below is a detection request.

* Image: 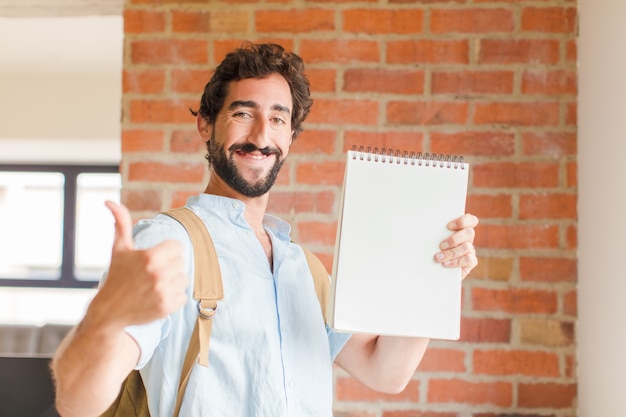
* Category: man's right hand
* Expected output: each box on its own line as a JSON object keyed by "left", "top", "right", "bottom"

{"left": 91, "top": 201, "right": 189, "bottom": 328}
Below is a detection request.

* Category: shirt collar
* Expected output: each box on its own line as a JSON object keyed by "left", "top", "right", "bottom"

{"left": 186, "top": 193, "right": 292, "bottom": 241}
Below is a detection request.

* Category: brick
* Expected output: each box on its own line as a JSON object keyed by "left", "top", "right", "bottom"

{"left": 431, "top": 8, "right": 514, "bottom": 33}
{"left": 566, "top": 161, "right": 577, "bottom": 187}
{"left": 344, "top": 69, "right": 425, "bottom": 95}
{"left": 296, "top": 161, "right": 345, "bottom": 185}
{"left": 418, "top": 348, "right": 466, "bottom": 372}
{"left": 565, "top": 101, "right": 577, "bottom": 126}
{"left": 459, "top": 317, "right": 511, "bottom": 343}
{"left": 306, "top": 68, "right": 336, "bottom": 93}
{"left": 388, "top": 39, "right": 469, "bottom": 64}
{"left": 335, "top": 411, "right": 376, "bottom": 417}
{"left": 432, "top": 70, "right": 514, "bottom": 95}
{"left": 522, "top": 70, "right": 577, "bottom": 95}
{"left": 473, "top": 162, "right": 559, "bottom": 188}
{"left": 122, "top": 129, "right": 165, "bottom": 152}
{"left": 431, "top": 131, "right": 515, "bottom": 157}
{"left": 565, "top": 354, "right": 575, "bottom": 378}
{"left": 307, "top": 99, "right": 379, "bottom": 125}
{"left": 130, "top": 99, "right": 198, "bottom": 124}
{"left": 565, "top": 224, "right": 577, "bottom": 249}
{"left": 343, "top": 9, "right": 424, "bottom": 34}
{"left": 473, "top": 349, "right": 560, "bottom": 376}
{"left": 472, "top": 287, "right": 558, "bottom": 314}
{"left": 465, "top": 194, "right": 513, "bottom": 219}
{"left": 387, "top": 101, "right": 469, "bottom": 126}
{"left": 256, "top": 9, "right": 334, "bottom": 32}
{"left": 474, "top": 102, "right": 560, "bottom": 126}
{"left": 210, "top": 10, "right": 250, "bottom": 33}
{"left": 467, "top": 256, "right": 513, "bottom": 281}
{"left": 300, "top": 39, "right": 379, "bottom": 64}
{"left": 130, "top": 39, "right": 209, "bottom": 65}
{"left": 518, "top": 382, "right": 577, "bottom": 408}
{"left": 479, "top": 39, "right": 560, "bottom": 64}
{"left": 344, "top": 131, "right": 424, "bottom": 153}
{"left": 124, "top": 9, "right": 166, "bottom": 33}
{"left": 128, "top": 161, "right": 205, "bottom": 183}
{"left": 522, "top": 132, "right": 577, "bottom": 156}
{"left": 566, "top": 39, "right": 577, "bottom": 63}
{"left": 427, "top": 379, "right": 512, "bottom": 406}
{"left": 274, "top": 160, "right": 291, "bottom": 186}
{"left": 291, "top": 129, "right": 337, "bottom": 155}
{"left": 335, "top": 376, "right": 420, "bottom": 401}
{"left": 121, "top": 188, "right": 163, "bottom": 211}
{"left": 475, "top": 224, "right": 560, "bottom": 250}
{"left": 213, "top": 39, "right": 295, "bottom": 64}
{"left": 519, "top": 256, "right": 577, "bottom": 282}
{"left": 171, "top": 69, "right": 212, "bottom": 94}
{"left": 123, "top": 69, "right": 166, "bottom": 94}
{"left": 390, "top": 0, "right": 464, "bottom": 3}
{"left": 170, "top": 129, "right": 204, "bottom": 153}
{"left": 172, "top": 10, "right": 211, "bottom": 32}
{"left": 383, "top": 412, "right": 457, "bottom": 417}
{"left": 519, "top": 318, "right": 575, "bottom": 347}
{"left": 267, "top": 190, "right": 335, "bottom": 215}
{"left": 563, "top": 289, "right": 577, "bottom": 316}
{"left": 172, "top": 190, "right": 201, "bottom": 209}
{"left": 316, "top": 252, "right": 334, "bottom": 273}
{"left": 519, "top": 193, "right": 577, "bottom": 220}
{"left": 521, "top": 6, "right": 578, "bottom": 33}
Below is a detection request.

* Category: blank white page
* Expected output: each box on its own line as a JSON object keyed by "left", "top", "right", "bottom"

{"left": 329, "top": 149, "right": 469, "bottom": 339}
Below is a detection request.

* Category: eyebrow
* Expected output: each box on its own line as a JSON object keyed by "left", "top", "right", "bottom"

{"left": 228, "top": 100, "right": 291, "bottom": 115}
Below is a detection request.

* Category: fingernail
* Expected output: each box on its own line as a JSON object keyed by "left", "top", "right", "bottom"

{"left": 440, "top": 242, "right": 449, "bottom": 250}
{"left": 435, "top": 252, "right": 445, "bottom": 261}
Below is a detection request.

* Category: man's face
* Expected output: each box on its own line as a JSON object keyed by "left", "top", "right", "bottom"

{"left": 204, "top": 74, "right": 294, "bottom": 198}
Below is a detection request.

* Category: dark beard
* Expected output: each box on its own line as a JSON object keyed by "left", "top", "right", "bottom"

{"left": 207, "top": 137, "right": 285, "bottom": 198}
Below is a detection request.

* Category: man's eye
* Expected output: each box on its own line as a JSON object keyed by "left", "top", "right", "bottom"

{"left": 233, "top": 112, "right": 252, "bottom": 119}
{"left": 271, "top": 117, "right": 286, "bottom": 124}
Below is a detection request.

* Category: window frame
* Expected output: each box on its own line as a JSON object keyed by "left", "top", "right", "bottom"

{"left": 0, "top": 163, "right": 120, "bottom": 289}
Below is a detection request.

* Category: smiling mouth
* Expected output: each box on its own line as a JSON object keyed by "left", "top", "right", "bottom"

{"left": 234, "top": 149, "right": 271, "bottom": 160}
{"left": 230, "top": 143, "right": 280, "bottom": 159}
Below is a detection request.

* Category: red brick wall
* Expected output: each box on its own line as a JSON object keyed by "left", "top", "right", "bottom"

{"left": 121, "top": 1, "right": 578, "bottom": 415}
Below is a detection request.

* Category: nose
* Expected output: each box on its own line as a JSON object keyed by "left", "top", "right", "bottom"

{"left": 247, "top": 117, "right": 272, "bottom": 149}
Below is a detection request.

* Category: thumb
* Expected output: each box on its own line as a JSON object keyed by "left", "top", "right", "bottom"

{"left": 106, "top": 200, "right": 134, "bottom": 253}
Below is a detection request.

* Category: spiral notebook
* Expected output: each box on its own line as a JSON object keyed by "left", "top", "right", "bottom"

{"left": 329, "top": 147, "right": 469, "bottom": 340}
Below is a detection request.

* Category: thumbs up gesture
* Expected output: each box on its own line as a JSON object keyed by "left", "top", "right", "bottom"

{"left": 91, "top": 201, "right": 189, "bottom": 328}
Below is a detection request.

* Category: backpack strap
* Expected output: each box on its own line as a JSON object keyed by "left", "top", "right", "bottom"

{"left": 300, "top": 246, "right": 330, "bottom": 324}
{"left": 162, "top": 207, "right": 223, "bottom": 417}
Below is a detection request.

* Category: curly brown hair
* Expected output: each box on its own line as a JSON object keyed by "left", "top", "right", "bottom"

{"left": 191, "top": 42, "right": 313, "bottom": 141}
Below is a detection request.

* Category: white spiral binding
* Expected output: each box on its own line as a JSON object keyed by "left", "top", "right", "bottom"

{"left": 351, "top": 146, "right": 465, "bottom": 169}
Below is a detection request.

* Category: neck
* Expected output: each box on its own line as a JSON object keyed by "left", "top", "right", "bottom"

{"left": 203, "top": 177, "right": 274, "bottom": 270}
{"left": 203, "top": 172, "right": 269, "bottom": 233}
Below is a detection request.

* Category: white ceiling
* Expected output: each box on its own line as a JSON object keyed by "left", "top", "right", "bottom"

{"left": 0, "top": 0, "right": 123, "bottom": 17}
{"left": 0, "top": 0, "right": 123, "bottom": 74}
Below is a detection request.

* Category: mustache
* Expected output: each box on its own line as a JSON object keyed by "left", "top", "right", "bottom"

{"left": 229, "top": 143, "right": 281, "bottom": 157}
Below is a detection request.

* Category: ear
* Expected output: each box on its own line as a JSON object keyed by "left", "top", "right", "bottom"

{"left": 196, "top": 114, "right": 212, "bottom": 142}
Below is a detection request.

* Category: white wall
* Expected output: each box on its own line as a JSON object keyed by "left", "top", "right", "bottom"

{"left": 0, "top": 15, "right": 122, "bottom": 324}
{"left": 0, "top": 16, "right": 122, "bottom": 164}
{"left": 578, "top": 0, "right": 626, "bottom": 414}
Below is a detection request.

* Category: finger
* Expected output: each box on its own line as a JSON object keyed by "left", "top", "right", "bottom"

{"left": 448, "top": 213, "right": 479, "bottom": 231}
{"left": 439, "top": 226, "right": 475, "bottom": 254}
{"left": 106, "top": 200, "right": 134, "bottom": 253}
{"left": 437, "top": 243, "right": 477, "bottom": 268}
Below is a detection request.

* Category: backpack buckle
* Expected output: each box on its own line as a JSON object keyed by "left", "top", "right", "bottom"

{"left": 197, "top": 300, "right": 217, "bottom": 319}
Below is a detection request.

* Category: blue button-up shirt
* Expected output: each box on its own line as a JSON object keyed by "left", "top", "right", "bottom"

{"left": 125, "top": 194, "right": 351, "bottom": 416}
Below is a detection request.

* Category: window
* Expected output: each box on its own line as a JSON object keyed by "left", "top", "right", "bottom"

{"left": 0, "top": 164, "right": 121, "bottom": 288}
